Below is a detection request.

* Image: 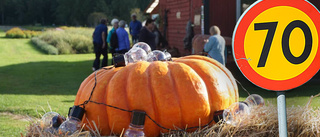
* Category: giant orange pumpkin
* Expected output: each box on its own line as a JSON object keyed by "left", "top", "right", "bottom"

{"left": 74, "top": 55, "right": 238, "bottom": 136}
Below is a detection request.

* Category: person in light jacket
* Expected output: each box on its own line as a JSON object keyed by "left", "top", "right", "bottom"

{"left": 204, "top": 25, "right": 226, "bottom": 66}
{"left": 116, "top": 20, "right": 130, "bottom": 53}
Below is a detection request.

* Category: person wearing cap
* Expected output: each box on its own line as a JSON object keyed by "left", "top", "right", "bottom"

{"left": 92, "top": 18, "right": 108, "bottom": 71}
{"left": 139, "top": 18, "right": 156, "bottom": 50}
{"left": 129, "top": 13, "right": 142, "bottom": 44}
{"left": 116, "top": 20, "right": 130, "bottom": 54}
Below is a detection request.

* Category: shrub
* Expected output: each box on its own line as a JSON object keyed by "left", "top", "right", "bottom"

{"left": 59, "top": 26, "right": 69, "bottom": 30}
{"left": 23, "top": 30, "right": 41, "bottom": 38}
{"left": 5, "top": 27, "right": 41, "bottom": 39}
{"left": 31, "top": 37, "right": 59, "bottom": 55}
{"left": 6, "top": 27, "right": 26, "bottom": 38}
{"left": 37, "top": 27, "right": 94, "bottom": 54}
{"left": 56, "top": 40, "right": 74, "bottom": 54}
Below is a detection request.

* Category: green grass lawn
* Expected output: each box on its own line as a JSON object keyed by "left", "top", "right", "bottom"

{"left": 0, "top": 113, "right": 29, "bottom": 137}
{"left": 0, "top": 30, "right": 112, "bottom": 136}
{"left": 0, "top": 28, "right": 319, "bottom": 136}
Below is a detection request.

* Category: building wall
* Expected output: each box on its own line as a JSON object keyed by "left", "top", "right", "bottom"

{"left": 209, "top": 0, "right": 236, "bottom": 37}
{"left": 159, "top": 0, "right": 191, "bottom": 55}
{"left": 158, "top": 0, "right": 236, "bottom": 56}
{"left": 157, "top": 0, "right": 320, "bottom": 56}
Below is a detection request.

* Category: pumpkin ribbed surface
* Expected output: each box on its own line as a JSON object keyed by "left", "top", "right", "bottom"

{"left": 74, "top": 55, "right": 238, "bottom": 136}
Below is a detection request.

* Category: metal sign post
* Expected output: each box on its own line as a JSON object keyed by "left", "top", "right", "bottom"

{"left": 277, "top": 92, "right": 288, "bottom": 137}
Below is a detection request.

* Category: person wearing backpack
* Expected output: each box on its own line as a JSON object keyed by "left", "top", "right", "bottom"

{"left": 107, "top": 18, "right": 119, "bottom": 62}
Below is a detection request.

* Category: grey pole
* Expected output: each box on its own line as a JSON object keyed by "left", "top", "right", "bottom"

{"left": 277, "top": 91, "right": 288, "bottom": 137}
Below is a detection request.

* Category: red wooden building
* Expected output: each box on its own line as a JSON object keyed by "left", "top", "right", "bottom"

{"left": 146, "top": 0, "right": 237, "bottom": 56}
{"left": 146, "top": 0, "right": 320, "bottom": 56}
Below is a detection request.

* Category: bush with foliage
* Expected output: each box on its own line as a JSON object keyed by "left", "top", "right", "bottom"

{"left": 6, "top": 27, "right": 26, "bottom": 38}
{"left": 23, "top": 30, "right": 42, "bottom": 38}
{"left": 31, "top": 37, "right": 59, "bottom": 55}
{"left": 6, "top": 27, "right": 41, "bottom": 38}
{"left": 36, "top": 27, "right": 94, "bottom": 54}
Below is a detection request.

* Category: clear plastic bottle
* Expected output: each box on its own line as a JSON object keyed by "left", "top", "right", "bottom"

{"left": 244, "top": 94, "right": 265, "bottom": 107}
{"left": 147, "top": 50, "right": 172, "bottom": 62}
{"left": 163, "top": 50, "right": 172, "bottom": 61}
{"left": 147, "top": 50, "right": 166, "bottom": 62}
{"left": 223, "top": 102, "right": 250, "bottom": 125}
{"left": 40, "top": 112, "right": 65, "bottom": 134}
{"left": 58, "top": 106, "right": 85, "bottom": 135}
{"left": 213, "top": 94, "right": 265, "bottom": 124}
{"left": 58, "top": 117, "right": 81, "bottom": 135}
{"left": 124, "top": 47, "right": 148, "bottom": 65}
{"left": 124, "top": 110, "right": 146, "bottom": 137}
{"left": 132, "top": 42, "right": 151, "bottom": 54}
{"left": 40, "top": 112, "right": 60, "bottom": 128}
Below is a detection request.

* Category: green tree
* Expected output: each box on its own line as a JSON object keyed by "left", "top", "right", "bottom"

{"left": 130, "top": 8, "right": 146, "bottom": 22}
{"left": 0, "top": 0, "right": 152, "bottom": 26}
{"left": 0, "top": 0, "right": 6, "bottom": 25}
{"left": 87, "top": 12, "right": 107, "bottom": 27}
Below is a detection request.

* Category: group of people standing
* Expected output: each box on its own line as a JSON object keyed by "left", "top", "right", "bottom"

{"left": 92, "top": 14, "right": 160, "bottom": 71}
{"left": 92, "top": 14, "right": 226, "bottom": 71}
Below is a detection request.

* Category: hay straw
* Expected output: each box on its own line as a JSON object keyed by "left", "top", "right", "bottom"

{"left": 25, "top": 95, "right": 320, "bottom": 137}
{"left": 162, "top": 96, "right": 320, "bottom": 137}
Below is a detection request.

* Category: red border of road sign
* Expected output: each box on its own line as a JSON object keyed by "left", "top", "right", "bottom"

{"left": 233, "top": 0, "right": 320, "bottom": 91}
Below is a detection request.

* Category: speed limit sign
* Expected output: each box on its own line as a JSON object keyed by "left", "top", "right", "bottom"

{"left": 233, "top": 0, "right": 320, "bottom": 91}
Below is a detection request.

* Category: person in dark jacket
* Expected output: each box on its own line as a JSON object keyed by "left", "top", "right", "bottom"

{"left": 153, "top": 25, "right": 168, "bottom": 49}
{"left": 139, "top": 18, "right": 156, "bottom": 50}
{"left": 129, "top": 14, "right": 142, "bottom": 44}
{"left": 183, "top": 21, "right": 194, "bottom": 51}
{"left": 92, "top": 19, "right": 108, "bottom": 71}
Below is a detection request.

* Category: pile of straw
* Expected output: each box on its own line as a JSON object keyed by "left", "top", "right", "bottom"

{"left": 25, "top": 95, "right": 320, "bottom": 137}
{"left": 163, "top": 105, "right": 320, "bottom": 137}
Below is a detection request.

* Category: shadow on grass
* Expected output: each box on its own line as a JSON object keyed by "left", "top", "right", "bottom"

{"left": 0, "top": 57, "right": 319, "bottom": 98}
{"left": 227, "top": 61, "right": 320, "bottom": 99}
{"left": 0, "top": 60, "right": 94, "bottom": 95}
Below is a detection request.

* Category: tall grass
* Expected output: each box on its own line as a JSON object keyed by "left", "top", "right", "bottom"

{"left": 37, "top": 27, "right": 94, "bottom": 54}
{"left": 31, "top": 37, "right": 59, "bottom": 55}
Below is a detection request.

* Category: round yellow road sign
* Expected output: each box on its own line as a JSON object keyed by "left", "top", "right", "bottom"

{"left": 233, "top": 0, "right": 320, "bottom": 91}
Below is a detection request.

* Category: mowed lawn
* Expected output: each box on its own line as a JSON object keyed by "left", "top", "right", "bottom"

{"left": 0, "top": 30, "right": 110, "bottom": 136}
{"left": 0, "top": 28, "right": 319, "bottom": 136}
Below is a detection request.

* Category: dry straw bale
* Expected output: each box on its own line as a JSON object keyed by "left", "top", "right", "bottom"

{"left": 25, "top": 95, "right": 320, "bottom": 137}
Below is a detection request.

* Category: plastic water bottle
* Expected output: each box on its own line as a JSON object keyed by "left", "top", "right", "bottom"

{"left": 147, "top": 50, "right": 168, "bottom": 62}
{"left": 40, "top": 112, "right": 60, "bottom": 129}
{"left": 132, "top": 42, "right": 151, "bottom": 54}
{"left": 244, "top": 94, "right": 265, "bottom": 107}
{"left": 58, "top": 106, "right": 85, "bottom": 135}
{"left": 124, "top": 110, "right": 146, "bottom": 137}
{"left": 213, "top": 94, "right": 265, "bottom": 125}
{"left": 124, "top": 47, "right": 148, "bottom": 65}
